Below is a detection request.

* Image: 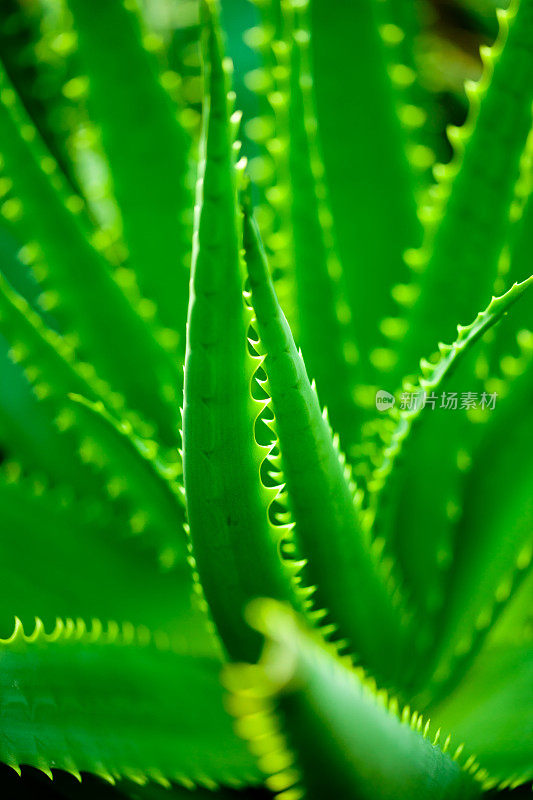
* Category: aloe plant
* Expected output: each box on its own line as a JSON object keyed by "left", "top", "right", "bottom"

{"left": 0, "top": 0, "right": 532, "bottom": 797}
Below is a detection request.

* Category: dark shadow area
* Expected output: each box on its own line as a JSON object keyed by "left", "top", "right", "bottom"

{"left": 0, "top": 764, "right": 273, "bottom": 800}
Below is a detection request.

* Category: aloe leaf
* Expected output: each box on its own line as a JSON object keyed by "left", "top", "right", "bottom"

{"left": 282, "top": 3, "right": 360, "bottom": 452}
{"left": 373, "top": 389, "right": 478, "bottom": 670}
{"left": 489, "top": 549, "right": 533, "bottom": 646}
{"left": 430, "top": 640, "right": 533, "bottom": 791}
{"left": 0, "top": 264, "right": 188, "bottom": 567}
{"left": 0, "top": 270, "right": 161, "bottom": 497}
{"left": 369, "top": 277, "right": 532, "bottom": 683}
{"left": 0, "top": 269, "right": 116, "bottom": 411}
{"left": 376, "top": 0, "right": 443, "bottom": 192}
{"left": 485, "top": 137, "right": 533, "bottom": 375}
{"left": 504, "top": 145, "right": 533, "bottom": 286}
{"left": 0, "top": 338, "right": 79, "bottom": 483}
{"left": 243, "top": 207, "right": 406, "bottom": 683}
{"left": 224, "top": 601, "right": 481, "bottom": 800}
{"left": 0, "top": 617, "right": 258, "bottom": 788}
{"left": 66, "top": 0, "right": 192, "bottom": 336}
{"left": 398, "top": 0, "right": 533, "bottom": 374}
{"left": 0, "top": 63, "right": 181, "bottom": 443}
{"left": 0, "top": 269, "right": 114, "bottom": 489}
{"left": 0, "top": 465, "right": 206, "bottom": 648}
{"left": 309, "top": 0, "right": 420, "bottom": 387}
{"left": 417, "top": 356, "right": 533, "bottom": 701}
{"left": 371, "top": 275, "right": 533, "bottom": 498}
{"left": 371, "top": 276, "right": 533, "bottom": 496}
{"left": 182, "top": 0, "right": 296, "bottom": 663}
{"left": 67, "top": 394, "right": 187, "bottom": 569}
{"left": 242, "top": 0, "right": 296, "bottom": 329}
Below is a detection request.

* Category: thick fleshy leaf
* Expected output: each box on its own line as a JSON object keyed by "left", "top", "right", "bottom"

{"left": 370, "top": 276, "right": 533, "bottom": 649}
{"left": 0, "top": 617, "right": 258, "bottom": 788}
{"left": 0, "top": 336, "right": 79, "bottom": 484}
{"left": 243, "top": 208, "right": 406, "bottom": 685}
{"left": 486, "top": 139, "right": 533, "bottom": 377}
{"left": 310, "top": 0, "right": 420, "bottom": 390}
{"left": 68, "top": 395, "right": 187, "bottom": 570}
{"left": 0, "top": 269, "right": 117, "bottom": 491}
{"left": 376, "top": 0, "right": 443, "bottom": 193}
{"left": 0, "top": 465, "right": 208, "bottom": 649}
{"left": 371, "top": 276, "right": 533, "bottom": 495}
{"left": 67, "top": 0, "right": 192, "bottom": 337}
{"left": 398, "top": 0, "right": 533, "bottom": 374}
{"left": 490, "top": 526, "right": 533, "bottom": 646}
{"left": 281, "top": 2, "right": 360, "bottom": 452}
{"left": 417, "top": 356, "right": 533, "bottom": 701}
{"left": 430, "top": 639, "right": 533, "bottom": 791}
{"left": 241, "top": 0, "right": 299, "bottom": 333}
{"left": 0, "top": 63, "right": 181, "bottom": 443}
{"left": 0, "top": 270, "right": 171, "bottom": 499}
{"left": 182, "top": 0, "right": 296, "bottom": 663}
{"left": 224, "top": 601, "right": 481, "bottom": 800}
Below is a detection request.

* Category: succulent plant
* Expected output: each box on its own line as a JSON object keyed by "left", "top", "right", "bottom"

{"left": 0, "top": 0, "right": 532, "bottom": 798}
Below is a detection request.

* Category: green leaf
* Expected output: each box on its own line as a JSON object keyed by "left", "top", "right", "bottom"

{"left": 0, "top": 337, "right": 79, "bottom": 484}
{"left": 0, "top": 617, "right": 259, "bottom": 788}
{"left": 68, "top": 394, "right": 187, "bottom": 570}
{"left": 369, "top": 277, "right": 532, "bottom": 687}
{"left": 375, "top": 0, "right": 443, "bottom": 193}
{"left": 418, "top": 357, "right": 533, "bottom": 701}
{"left": 0, "top": 63, "right": 181, "bottom": 444}
{"left": 0, "top": 269, "right": 115, "bottom": 490}
{"left": 241, "top": 0, "right": 298, "bottom": 336}
{"left": 243, "top": 207, "right": 406, "bottom": 684}
{"left": 66, "top": 0, "right": 192, "bottom": 336}
{"left": 182, "top": 0, "right": 296, "bottom": 663}
{"left": 398, "top": 0, "right": 533, "bottom": 374}
{"left": 485, "top": 138, "right": 533, "bottom": 378}
{"left": 277, "top": 2, "right": 361, "bottom": 452}
{"left": 0, "top": 268, "right": 121, "bottom": 415}
{"left": 225, "top": 601, "right": 481, "bottom": 800}
{"left": 430, "top": 639, "right": 533, "bottom": 791}
{"left": 0, "top": 464, "right": 206, "bottom": 648}
{"left": 372, "top": 387, "right": 479, "bottom": 683}
{"left": 0, "top": 269, "right": 168, "bottom": 497}
{"left": 309, "top": 0, "right": 420, "bottom": 388}
{"left": 370, "top": 275, "right": 533, "bottom": 515}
